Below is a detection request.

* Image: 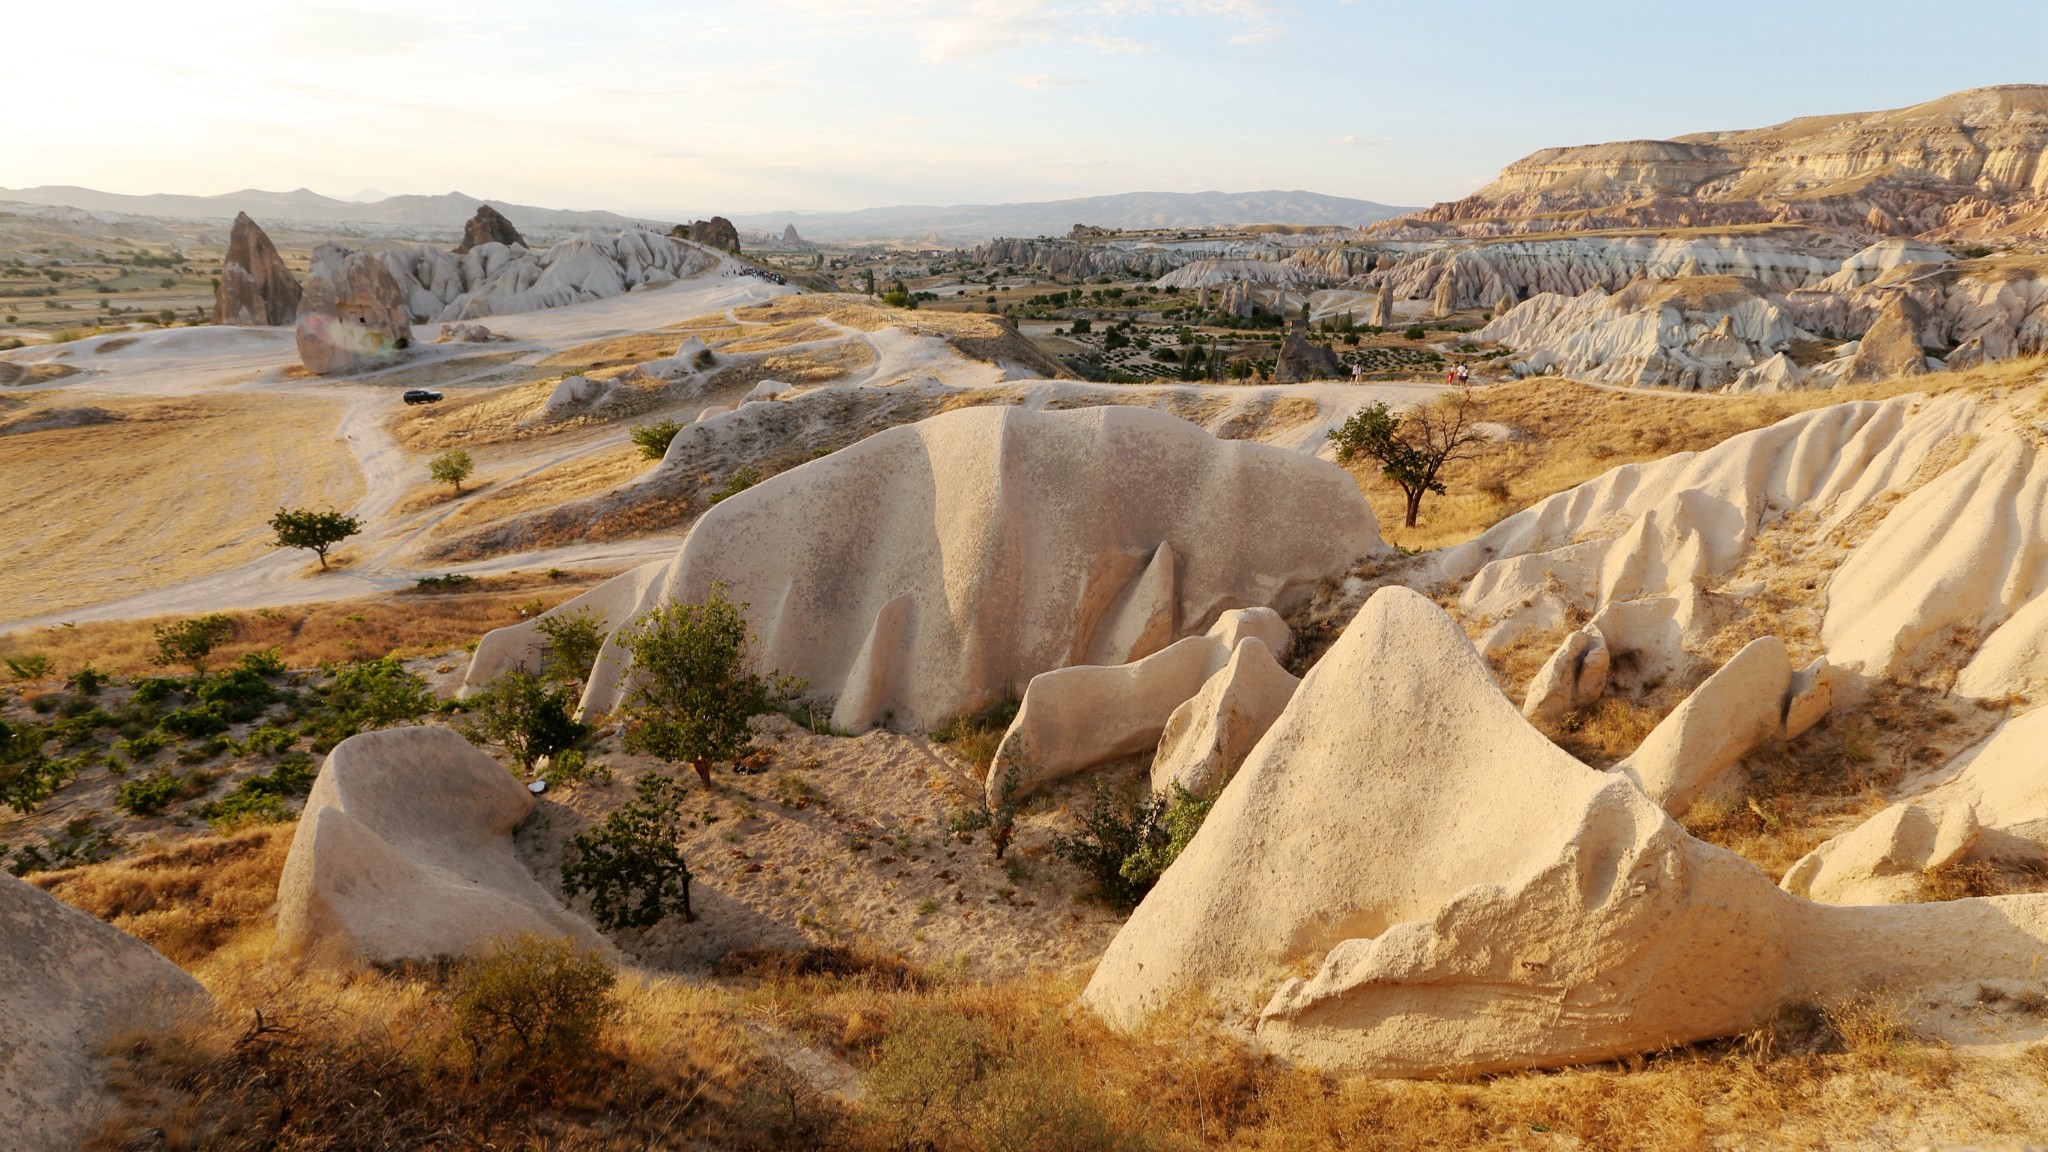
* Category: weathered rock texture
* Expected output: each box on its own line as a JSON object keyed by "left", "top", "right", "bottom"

{"left": 988, "top": 607, "right": 1288, "bottom": 802}
{"left": 1377, "top": 85, "right": 2048, "bottom": 242}
{"left": 381, "top": 227, "right": 717, "bottom": 323}
{"left": 1083, "top": 587, "right": 2048, "bottom": 1077}
{"left": 294, "top": 243, "right": 417, "bottom": 374}
{"left": 687, "top": 216, "right": 741, "bottom": 253}
{"left": 1474, "top": 275, "right": 1802, "bottom": 390}
{"left": 455, "top": 203, "right": 527, "bottom": 255}
{"left": 1151, "top": 635, "right": 1299, "bottom": 797}
{"left": 2, "top": 873, "right": 211, "bottom": 1150}
{"left": 276, "top": 726, "right": 606, "bottom": 963}
{"left": 1275, "top": 313, "right": 1345, "bottom": 382}
{"left": 212, "top": 211, "right": 301, "bottom": 325}
{"left": 464, "top": 406, "right": 1381, "bottom": 734}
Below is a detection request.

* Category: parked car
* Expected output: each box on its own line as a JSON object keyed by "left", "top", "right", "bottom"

{"left": 402, "top": 389, "right": 444, "bottom": 405}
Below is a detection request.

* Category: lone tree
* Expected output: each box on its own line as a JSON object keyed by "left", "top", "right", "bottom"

{"left": 619, "top": 584, "right": 802, "bottom": 787}
{"left": 151, "top": 614, "right": 238, "bottom": 674}
{"left": 269, "top": 506, "right": 362, "bottom": 570}
{"left": 461, "top": 667, "right": 587, "bottom": 771}
{"left": 429, "top": 449, "right": 474, "bottom": 494}
{"left": 1327, "top": 390, "right": 1486, "bottom": 529}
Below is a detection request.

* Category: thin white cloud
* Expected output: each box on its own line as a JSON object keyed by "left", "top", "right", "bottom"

{"left": 780, "top": 0, "right": 1287, "bottom": 62}
{"left": 1333, "top": 133, "right": 1394, "bottom": 146}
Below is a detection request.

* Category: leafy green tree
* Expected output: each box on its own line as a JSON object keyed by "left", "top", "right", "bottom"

{"left": 461, "top": 667, "right": 588, "bottom": 771}
{"left": 561, "top": 774, "right": 694, "bottom": 929}
{"left": 429, "top": 449, "right": 474, "bottom": 494}
{"left": 1326, "top": 391, "right": 1485, "bottom": 529}
{"left": 535, "top": 608, "right": 606, "bottom": 689}
{"left": 619, "top": 585, "right": 802, "bottom": 787}
{"left": 630, "top": 419, "right": 682, "bottom": 461}
{"left": 269, "top": 506, "right": 362, "bottom": 570}
{"left": 151, "top": 614, "right": 238, "bottom": 674}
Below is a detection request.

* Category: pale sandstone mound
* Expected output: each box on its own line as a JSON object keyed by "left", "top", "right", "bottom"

{"left": 1786, "top": 705, "right": 2048, "bottom": 904}
{"left": 1436, "top": 394, "right": 1976, "bottom": 656}
{"left": 380, "top": 227, "right": 719, "bottom": 323}
{"left": 1840, "top": 293, "right": 1931, "bottom": 382}
{"left": 1, "top": 873, "right": 211, "bottom": 1150}
{"left": 464, "top": 406, "right": 1381, "bottom": 734}
{"left": 1474, "top": 275, "right": 1804, "bottom": 390}
{"left": 1521, "top": 625, "right": 1609, "bottom": 722}
{"left": 213, "top": 211, "right": 301, "bottom": 325}
{"left": 276, "top": 726, "right": 605, "bottom": 963}
{"left": 1616, "top": 637, "right": 1835, "bottom": 815}
{"left": 295, "top": 243, "right": 416, "bottom": 374}
{"left": 1151, "top": 636, "right": 1299, "bottom": 797}
{"left": 1083, "top": 587, "right": 2048, "bottom": 1077}
{"left": 455, "top": 203, "right": 527, "bottom": 255}
{"left": 987, "top": 608, "right": 1287, "bottom": 802}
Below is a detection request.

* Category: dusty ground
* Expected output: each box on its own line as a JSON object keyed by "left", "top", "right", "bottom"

{"left": 0, "top": 393, "right": 361, "bottom": 620}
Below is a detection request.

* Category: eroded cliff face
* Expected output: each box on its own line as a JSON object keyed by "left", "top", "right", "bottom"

{"left": 1382, "top": 85, "right": 2048, "bottom": 242}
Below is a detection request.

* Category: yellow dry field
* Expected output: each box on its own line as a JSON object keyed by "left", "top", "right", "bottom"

{"left": 413, "top": 441, "right": 650, "bottom": 540}
{"left": 0, "top": 396, "right": 361, "bottom": 620}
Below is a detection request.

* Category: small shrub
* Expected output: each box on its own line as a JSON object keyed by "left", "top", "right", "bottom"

{"left": 461, "top": 668, "right": 588, "bottom": 771}
{"left": 3, "top": 652, "right": 54, "bottom": 681}
{"left": 707, "top": 465, "right": 760, "bottom": 505}
{"left": 414, "top": 573, "right": 477, "bottom": 592}
{"left": 1402, "top": 324, "right": 1426, "bottom": 340}
{"left": 630, "top": 418, "right": 683, "bottom": 460}
{"left": 151, "top": 614, "right": 238, "bottom": 674}
{"left": 561, "top": 774, "right": 694, "bottom": 930}
{"left": 539, "top": 747, "right": 609, "bottom": 787}
{"left": 454, "top": 935, "right": 618, "bottom": 1079}
{"left": 240, "top": 725, "right": 298, "bottom": 756}
{"left": 116, "top": 730, "right": 171, "bottom": 764}
{"left": 67, "top": 664, "right": 106, "bottom": 696}
{"left": 1052, "top": 782, "right": 1215, "bottom": 910}
{"left": 301, "top": 657, "right": 435, "bottom": 750}
{"left": 156, "top": 703, "right": 230, "bottom": 739}
{"left": 115, "top": 767, "right": 209, "bottom": 816}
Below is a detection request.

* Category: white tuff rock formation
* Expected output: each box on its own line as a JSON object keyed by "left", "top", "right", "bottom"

{"left": 276, "top": 727, "right": 607, "bottom": 963}
{"left": 379, "top": 227, "right": 720, "bottom": 323}
{"left": 464, "top": 406, "right": 1381, "bottom": 734}
{"left": 1083, "top": 587, "right": 2048, "bottom": 1076}
{"left": 2, "top": 873, "right": 212, "bottom": 1149}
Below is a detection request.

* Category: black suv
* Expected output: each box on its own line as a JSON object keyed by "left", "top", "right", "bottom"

{"left": 402, "top": 389, "right": 444, "bottom": 405}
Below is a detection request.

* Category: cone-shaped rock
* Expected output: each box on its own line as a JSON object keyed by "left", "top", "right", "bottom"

{"left": 454, "top": 203, "right": 527, "bottom": 254}
{"left": 212, "top": 212, "right": 301, "bottom": 325}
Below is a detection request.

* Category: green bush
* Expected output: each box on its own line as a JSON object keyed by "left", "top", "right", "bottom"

{"left": 67, "top": 665, "right": 106, "bottom": 697}
{"left": 115, "top": 730, "right": 171, "bottom": 765}
{"left": 156, "top": 703, "right": 231, "bottom": 739}
{"left": 1403, "top": 324, "right": 1426, "bottom": 340}
{"left": 535, "top": 609, "right": 605, "bottom": 688}
{"left": 3, "top": 652, "right": 54, "bottom": 681}
{"left": 1051, "top": 783, "right": 1214, "bottom": 910}
{"left": 414, "top": 573, "right": 477, "bottom": 592}
{"left": 454, "top": 935, "right": 618, "bottom": 1079}
{"left": 707, "top": 465, "right": 760, "bottom": 505}
{"left": 461, "top": 668, "right": 588, "bottom": 771}
{"left": 630, "top": 419, "right": 683, "bottom": 461}
{"left": 197, "top": 753, "right": 315, "bottom": 829}
{"left": 115, "top": 767, "right": 208, "bottom": 816}
{"left": 240, "top": 725, "right": 298, "bottom": 756}
{"left": 561, "top": 774, "right": 694, "bottom": 930}
{"left": 300, "top": 657, "right": 435, "bottom": 750}
{"left": 151, "top": 614, "right": 238, "bottom": 674}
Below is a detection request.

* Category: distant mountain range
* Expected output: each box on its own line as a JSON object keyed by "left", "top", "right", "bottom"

{"left": 0, "top": 186, "right": 662, "bottom": 232}
{"left": 0, "top": 185, "right": 1415, "bottom": 244}
{"left": 723, "top": 190, "right": 1417, "bottom": 243}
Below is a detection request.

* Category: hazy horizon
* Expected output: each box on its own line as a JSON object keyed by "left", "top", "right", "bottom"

{"left": 3, "top": 0, "right": 2045, "bottom": 219}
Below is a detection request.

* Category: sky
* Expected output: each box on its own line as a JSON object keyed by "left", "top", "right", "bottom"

{"left": 3, "top": 0, "right": 2044, "bottom": 217}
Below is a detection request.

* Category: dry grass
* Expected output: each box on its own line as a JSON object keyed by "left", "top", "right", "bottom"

{"left": 30, "top": 826, "right": 290, "bottom": 965}
{"left": 32, "top": 788, "right": 2048, "bottom": 1151}
{"left": 0, "top": 395, "right": 363, "bottom": 621}
{"left": 406, "top": 441, "right": 650, "bottom": 535}
{"left": 0, "top": 569, "right": 612, "bottom": 677}
{"left": 1356, "top": 357, "right": 2048, "bottom": 553}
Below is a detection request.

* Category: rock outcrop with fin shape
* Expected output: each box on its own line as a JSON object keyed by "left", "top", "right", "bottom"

{"left": 213, "top": 211, "right": 301, "bottom": 325}
{"left": 1084, "top": 587, "right": 2048, "bottom": 1077}
{"left": 464, "top": 406, "right": 1381, "bottom": 734}
{"left": 294, "top": 243, "right": 417, "bottom": 374}
{"left": 455, "top": 203, "right": 528, "bottom": 254}
{"left": 2, "top": 873, "right": 212, "bottom": 1149}
{"left": 276, "top": 726, "right": 607, "bottom": 963}
{"left": 987, "top": 608, "right": 1287, "bottom": 802}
